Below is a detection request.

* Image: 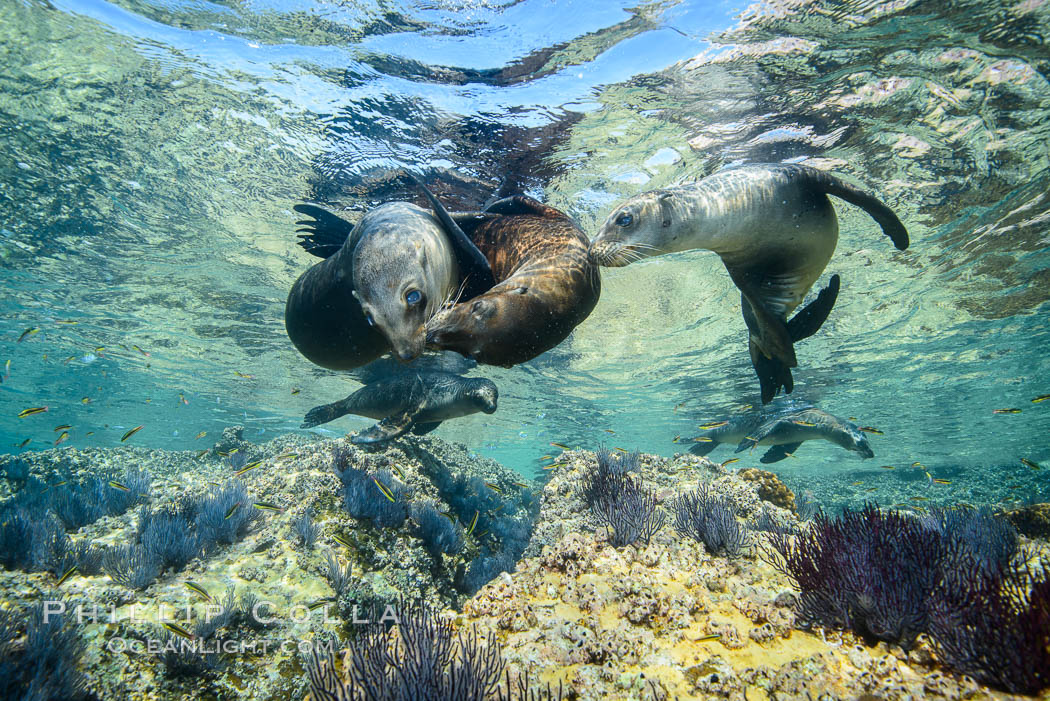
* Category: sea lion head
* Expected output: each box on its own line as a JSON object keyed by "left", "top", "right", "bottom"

{"left": 464, "top": 377, "right": 499, "bottom": 414}
{"left": 589, "top": 190, "right": 677, "bottom": 267}
{"left": 837, "top": 424, "right": 874, "bottom": 459}
{"left": 425, "top": 285, "right": 542, "bottom": 367}
{"left": 351, "top": 203, "right": 457, "bottom": 362}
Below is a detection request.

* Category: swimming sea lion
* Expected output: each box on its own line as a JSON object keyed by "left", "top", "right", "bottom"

{"left": 285, "top": 184, "right": 494, "bottom": 369}
{"left": 689, "top": 403, "right": 874, "bottom": 464}
{"left": 424, "top": 196, "right": 601, "bottom": 367}
{"left": 301, "top": 370, "right": 498, "bottom": 444}
{"left": 589, "top": 164, "right": 908, "bottom": 403}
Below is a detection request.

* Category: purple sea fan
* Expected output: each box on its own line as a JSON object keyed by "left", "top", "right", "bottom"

{"left": 928, "top": 556, "right": 1050, "bottom": 695}
{"left": 764, "top": 502, "right": 946, "bottom": 649}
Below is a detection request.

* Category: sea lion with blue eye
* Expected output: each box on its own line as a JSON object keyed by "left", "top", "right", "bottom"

{"left": 589, "top": 164, "right": 908, "bottom": 403}
{"left": 423, "top": 195, "right": 601, "bottom": 367}
{"left": 285, "top": 182, "right": 494, "bottom": 369}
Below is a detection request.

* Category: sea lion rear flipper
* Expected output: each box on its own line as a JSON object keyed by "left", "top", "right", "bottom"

{"left": 293, "top": 204, "right": 356, "bottom": 259}
{"left": 689, "top": 439, "right": 718, "bottom": 457}
{"left": 787, "top": 274, "right": 840, "bottom": 342}
{"left": 301, "top": 397, "right": 353, "bottom": 429}
{"left": 407, "top": 174, "right": 495, "bottom": 299}
{"left": 351, "top": 410, "right": 416, "bottom": 445}
{"left": 750, "top": 338, "right": 794, "bottom": 404}
{"left": 729, "top": 266, "right": 797, "bottom": 369}
{"left": 760, "top": 442, "right": 802, "bottom": 464}
{"left": 410, "top": 421, "right": 442, "bottom": 436}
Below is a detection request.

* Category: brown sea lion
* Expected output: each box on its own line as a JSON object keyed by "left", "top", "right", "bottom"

{"left": 589, "top": 163, "right": 908, "bottom": 403}
{"left": 424, "top": 196, "right": 601, "bottom": 367}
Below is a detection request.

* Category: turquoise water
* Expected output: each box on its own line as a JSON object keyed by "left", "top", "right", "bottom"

{"left": 2, "top": 0, "right": 1049, "bottom": 513}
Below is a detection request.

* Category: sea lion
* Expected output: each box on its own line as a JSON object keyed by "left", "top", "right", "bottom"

{"left": 423, "top": 195, "right": 601, "bottom": 367}
{"left": 589, "top": 163, "right": 909, "bottom": 403}
{"left": 301, "top": 370, "right": 498, "bottom": 444}
{"left": 285, "top": 184, "right": 494, "bottom": 369}
{"left": 689, "top": 403, "right": 874, "bottom": 464}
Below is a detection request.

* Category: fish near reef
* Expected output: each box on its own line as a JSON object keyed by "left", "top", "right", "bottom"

{"left": 425, "top": 195, "right": 601, "bottom": 367}
{"left": 689, "top": 402, "right": 874, "bottom": 463}
{"left": 590, "top": 164, "right": 909, "bottom": 403}
{"left": 285, "top": 181, "right": 494, "bottom": 369}
{"left": 301, "top": 370, "right": 498, "bottom": 444}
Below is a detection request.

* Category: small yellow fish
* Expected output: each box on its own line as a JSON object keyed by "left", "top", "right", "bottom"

{"left": 851, "top": 481, "right": 863, "bottom": 486}
{"left": 108, "top": 480, "right": 130, "bottom": 491}
{"left": 467, "top": 510, "right": 479, "bottom": 536}
{"left": 63, "top": 356, "right": 77, "bottom": 365}
{"left": 699, "top": 421, "right": 728, "bottom": 430}
{"left": 332, "top": 534, "right": 353, "bottom": 549}
{"left": 178, "top": 393, "right": 188, "bottom": 405}
{"left": 513, "top": 481, "right": 530, "bottom": 489}
{"left": 195, "top": 449, "right": 208, "bottom": 458}
{"left": 161, "top": 621, "right": 194, "bottom": 640}
{"left": 253, "top": 501, "right": 283, "bottom": 512}
{"left": 695, "top": 633, "right": 722, "bottom": 643}
{"left": 18, "top": 438, "right": 30, "bottom": 448}
{"left": 542, "top": 463, "right": 560, "bottom": 470}
{"left": 54, "top": 431, "right": 69, "bottom": 447}
{"left": 672, "top": 435, "right": 681, "bottom": 443}
{"left": 613, "top": 447, "right": 627, "bottom": 453}
{"left": 85, "top": 431, "right": 94, "bottom": 436}
{"left": 693, "top": 437, "right": 713, "bottom": 443}
{"left": 391, "top": 465, "right": 405, "bottom": 480}
{"left": 865, "top": 487, "right": 878, "bottom": 492}
{"left": 121, "top": 425, "right": 144, "bottom": 442}
{"left": 550, "top": 442, "right": 570, "bottom": 450}
{"left": 911, "top": 462, "right": 924, "bottom": 469}
{"left": 858, "top": 426, "right": 883, "bottom": 435}
{"left": 81, "top": 397, "right": 91, "bottom": 404}
{"left": 18, "top": 407, "right": 48, "bottom": 418}
{"left": 439, "top": 511, "right": 456, "bottom": 523}
{"left": 54, "top": 424, "right": 72, "bottom": 432}
{"left": 184, "top": 581, "right": 212, "bottom": 602}
{"left": 721, "top": 458, "right": 740, "bottom": 468}
{"left": 539, "top": 454, "right": 553, "bottom": 461}
{"left": 56, "top": 565, "right": 78, "bottom": 587}
{"left": 2, "top": 359, "right": 10, "bottom": 378}
{"left": 274, "top": 452, "right": 299, "bottom": 461}
{"left": 880, "top": 465, "right": 895, "bottom": 470}
{"left": 993, "top": 408, "right": 1021, "bottom": 414}
{"left": 1020, "top": 458, "right": 1041, "bottom": 470}
{"left": 932, "top": 478, "right": 951, "bottom": 485}
{"left": 132, "top": 344, "right": 150, "bottom": 357}
{"left": 738, "top": 404, "right": 753, "bottom": 412}
{"left": 910, "top": 496, "right": 929, "bottom": 502}
{"left": 17, "top": 327, "right": 39, "bottom": 343}
{"left": 1032, "top": 394, "right": 1050, "bottom": 403}
{"left": 373, "top": 478, "right": 396, "bottom": 503}
{"left": 291, "top": 388, "right": 301, "bottom": 395}
{"left": 484, "top": 482, "right": 502, "bottom": 494}
{"left": 94, "top": 347, "right": 105, "bottom": 354}
{"left": 234, "top": 460, "right": 264, "bottom": 477}
{"left": 224, "top": 502, "right": 241, "bottom": 519}
{"left": 792, "top": 420, "right": 816, "bottom": 427}
{"left": 307, "top": 598, "right": 334, "bottom": 611}
{"left": 234, "top": 371, "right": 254, "bottom": 379}
{"left": 603, "top": 429, "right": 615, "bottom": 434}
{"left": 195, "top": 431, "right": 207, "bottom": 440}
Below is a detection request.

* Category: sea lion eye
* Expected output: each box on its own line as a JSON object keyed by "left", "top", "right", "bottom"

{"left": 614, "top": 211, "right": 633, "bottom": 228}
{"left": 405, "top": 290, "right": 423, "bottom": 306}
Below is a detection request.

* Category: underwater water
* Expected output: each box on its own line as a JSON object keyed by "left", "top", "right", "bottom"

{"left": 1, "top": 0, "right": 1050, "bottom": 697}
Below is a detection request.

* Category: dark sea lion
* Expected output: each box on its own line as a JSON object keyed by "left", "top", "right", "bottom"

{"left": 300, "top": 370, "right": 498, "bottom": 444}
{"left": 689, "top": 403, "right": 874, "bottom": 464}
{"left": 589, "top": 163, "right": 909, "bottom": 403}
{"left": 285, "top": 186, "right": 494, "bottom": 369}
{"left": 423, "top": 196, "right": 601, "bottom": 367}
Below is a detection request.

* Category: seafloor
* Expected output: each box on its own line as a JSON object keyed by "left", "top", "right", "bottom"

{"left": 0, "top": 430, "right": 1047, "bottom": 700}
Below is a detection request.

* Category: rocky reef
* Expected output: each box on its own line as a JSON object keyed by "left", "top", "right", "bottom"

{"left": 0, "top": 433, "right": 1046, "bottom": 700}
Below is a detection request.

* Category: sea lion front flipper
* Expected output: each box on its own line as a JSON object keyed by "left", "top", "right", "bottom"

{"left": 301, "top": 397, "right": 354, "bottom": 429}
{"left": 689, "top": 439, "right": 718, "bottom": 457}
{"left": 787, "top": 274, "right": 840, "bottom": 342}
{"left": 728, "top": 265, "right": 797, "bottom": 369}
{"left": 483, "top": 195, "right": 568, "bottom": 221}
{"left": 293, "top": 204, "right": 356, "bottom": 259}
{"left": 407, "top": 174, "right": 495, "bottom": 299}
{"left": 351, "top": 410, "right": 416, "bottom": 445}
{"left": 760, "top": 442, "right": 802, "bottom": 464}
{"left": 410, "top": 421, "right": 442, "bottom": 436}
